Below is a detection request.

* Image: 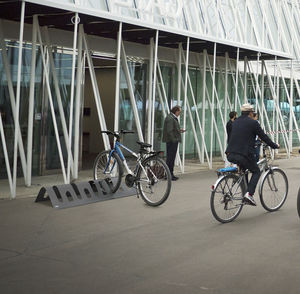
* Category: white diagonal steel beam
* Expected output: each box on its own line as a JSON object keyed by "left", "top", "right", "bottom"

{"left": 120, "top": 41, "right": 144, "bottom": 141}
{"left": 36, "top": 19, "right": 67, "bottom": 183}
{"left": 73, "top": 24, "right": 84, "bottom": 179}
{"left": 67, "top": 13, "right": 79, "bottom": 183}
{"left": 44, "top": 28, "right": 74, "bottom": 171}
{"left": 82, "top": 33, "right": 110, "bottom": 149}
{"left": 0, "top": 20, "right": 27, "bottom": 184}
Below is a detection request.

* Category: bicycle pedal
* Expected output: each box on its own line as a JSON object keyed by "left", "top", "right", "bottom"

{"left": 243, "top": 198, "right": 256, "bottom": 206}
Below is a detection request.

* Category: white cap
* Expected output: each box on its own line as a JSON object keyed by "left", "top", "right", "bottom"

{"left": 241, "top": 103, "right": 254, "bottom": 112}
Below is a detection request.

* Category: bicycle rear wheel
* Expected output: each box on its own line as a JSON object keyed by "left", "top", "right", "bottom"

{"left": 210, "top": 174, "right": 245, "bottom": 223}
{"left": 136, "top": 156, "right": 171, "bottom": 206}
{"left": 259, "top": 167, "right": 288, "bottom": 212}
{"left": 93, "top": 150, "right": 123, "bottom": 193}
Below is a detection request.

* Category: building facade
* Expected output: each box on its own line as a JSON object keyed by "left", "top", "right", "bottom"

{"left": 0, "top": 0, "right": 299, "bottom": 198}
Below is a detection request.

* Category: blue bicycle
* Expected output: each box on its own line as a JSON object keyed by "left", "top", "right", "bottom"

{"left": 93, "top": 130, "right": 172, "bottom": 206}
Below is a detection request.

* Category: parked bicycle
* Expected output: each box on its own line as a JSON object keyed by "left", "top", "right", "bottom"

{"left": 93, "top": 130, "right": 172, "bottom": 206}
{"left": 210, "top": 143, "right": 288, "bottom": 223}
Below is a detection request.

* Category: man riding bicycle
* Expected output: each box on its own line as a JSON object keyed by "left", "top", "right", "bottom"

{"left": 225, "top": 103, "right": 279, "bottom": 206}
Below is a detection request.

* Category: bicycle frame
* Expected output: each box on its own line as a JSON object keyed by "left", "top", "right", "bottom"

{"left": 105, "top": 141, "right": 138, "bottom": 175}
{"left": 234, "top": 159, "right": 268, "bottom": 196}
{"left": 108, "top": 140, "right": 154, "bottom": 178}
{"left": 213, "top": 156, "right": 269, "bottom": 204}
{"left": 257, "top": 157, "right": 268, "bottom": 172}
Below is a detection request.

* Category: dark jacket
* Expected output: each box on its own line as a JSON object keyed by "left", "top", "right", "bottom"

{"left": 226, "top": 114, "right": 278, "bottom": 157}
{"left": 226, "top": 119, "right": 233, "bottom": 143}
{"left": 162, "top": 113, "right": 181, "bottom": 143}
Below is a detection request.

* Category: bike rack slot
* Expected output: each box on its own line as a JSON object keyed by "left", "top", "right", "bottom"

{"left": 35, "top": 179, "right": 136, "bottom": 209}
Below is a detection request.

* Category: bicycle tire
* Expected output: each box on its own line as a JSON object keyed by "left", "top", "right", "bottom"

{"left": 136, "top": 156, "right": 171, "bottom": 206}
{"left": 210, "top": 173, "right": 245, "bottom": 223}
{"left": 297, "top": 188, "right": 300, "bottom": 218}
{"left": 93, "top": 150, "right": 123, "bottom": 193}
{"left": 259, "top": 167, "right": 288, "bottom": 212}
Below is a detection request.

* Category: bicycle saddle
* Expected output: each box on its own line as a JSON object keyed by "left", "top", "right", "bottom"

{"left": 218, "top": 167, "right": 238, "bottom": 173}
{"left": 136, "top": 141, "right": 152, "bottom": 148}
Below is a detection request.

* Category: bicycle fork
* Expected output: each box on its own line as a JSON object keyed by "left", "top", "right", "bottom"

{"left": 266, "top": 169, "right": 278, "bottom": 192}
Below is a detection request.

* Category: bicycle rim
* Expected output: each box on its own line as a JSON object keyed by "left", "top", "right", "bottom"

{"left": 211, "top": 174, "right": 244, "bottom": 223}
{"left": 260, "top": 168, "right": 288, "bottom": 212}
{"left": 137, "top": 157, "right": 171, "bottom": 206}
{"left": 297, "top": 188, "right": 300, "bottom": 218}
{"left": 93, "top": 150, "right": 122, "bottom": 193}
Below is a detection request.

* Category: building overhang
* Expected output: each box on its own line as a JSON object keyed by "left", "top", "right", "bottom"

{"left": 0, "top": 0, "right": 292, "bottom": 61}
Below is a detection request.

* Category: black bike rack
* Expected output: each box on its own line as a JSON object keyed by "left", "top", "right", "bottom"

{"left": 35, "top": 179, "right": 136, "bottom": 209}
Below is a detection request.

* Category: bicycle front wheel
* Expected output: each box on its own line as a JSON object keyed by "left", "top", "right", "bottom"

{"left": 93, "top": 150, "right": 123, "bottom": 193}
{"left": 210, "top": 174, "right": 245, "bottom": 223}
{"left": 259, "top": 167, "right": 288, "bottom": 212}
{"left": 136, "top": 156, "right": 171, "bottom": 206}
{"left": 297, "top": 188, "right": 300, "bottom": 218}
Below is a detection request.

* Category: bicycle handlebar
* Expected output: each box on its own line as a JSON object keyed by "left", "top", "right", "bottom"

{"left": 100, "top": 130, "right": 135, "bottom": 140}
{"left": 261, "top": 142, "right": 278, "bottom": 159}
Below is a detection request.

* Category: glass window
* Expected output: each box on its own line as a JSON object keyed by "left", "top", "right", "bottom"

{"left": 119, "top": 59, "right": 147, "bottom": 153}
{"left": 0, "top": 41, "right": 43, "bottom": 178}
{"left": 45, "top": 50, "right": 75, "bottom": 170}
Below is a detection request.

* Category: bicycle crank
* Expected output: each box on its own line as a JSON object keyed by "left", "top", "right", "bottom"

{"left": 125, "top": 174, "right": 136, "bottom": 187}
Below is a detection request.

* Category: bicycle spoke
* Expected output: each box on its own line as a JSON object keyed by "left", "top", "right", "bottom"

{"left": 137, "top": 157, "right": 171, "bottom": 206}
{"left": 211, "top": 174, "right": 244, "bottom": 223}
{"left": 260, "top": 168, "right": 288, "bottom": 212}
{"left": 93, "top": 150, "right": 122, "bottom": 193}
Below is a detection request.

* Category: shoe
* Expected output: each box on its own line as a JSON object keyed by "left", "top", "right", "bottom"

{"left": 171, "top": 176, "right": 178, "bottom": 181}
{"left": 243, "top": 192, "right": 256, "bottom": 206}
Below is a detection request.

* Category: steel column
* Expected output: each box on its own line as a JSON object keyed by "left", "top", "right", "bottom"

{"left": 210, "top": 43, "right": 217, "bottom": 166}
{"left": 151, "top": 30, "right": 159, "bottom": 148}
{"left": 26, "top": 15, "right": 38, "bottom": 187}
{"left": 12, "top": 1, "right": 25, "bottom": 198}
{"left": 289, "top": 60, "right": 293, "bottom": 153}
{"left": 114, "top": 22, "right": 122, "bottom": 133}
{"left": 182, "top": 38, "right": 190, "bottom": 172}
{"left": 73, "top": 24, "right": 84, "bottom": 179}
{"left": 201, "top": 50, "right": 207, "bottom": 164}
{"left": 223, "top": 52, "right": 229, "bottom": 148}
{"left": 147, "top": 38, "right": 153, "bottom": 144}
{"left": 234, "top": 48, "right": 240, "bottom": 110}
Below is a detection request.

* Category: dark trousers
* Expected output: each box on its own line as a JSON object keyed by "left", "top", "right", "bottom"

{"left": 166, "top": 142, "right": 178, "bottom": 176}
{"left": 227, "top": 153, "right": 260, "bottom": 195}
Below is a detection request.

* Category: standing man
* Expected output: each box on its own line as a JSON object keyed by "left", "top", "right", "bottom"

{"left": 226, "top": 103, "right": 279, "bottom": 206}
{"left": 224, "top": 111, "right": 237, "bottom": 167}
{"left": 226, "top": 111, "right": 237, "bottom": 143}
{"left": 162, "top": 105, "right": 185, "bottom": 181}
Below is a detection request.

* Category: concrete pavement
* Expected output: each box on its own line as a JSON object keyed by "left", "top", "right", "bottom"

{"left": 1, "top": 155, "right": 300, "bottom": 293}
